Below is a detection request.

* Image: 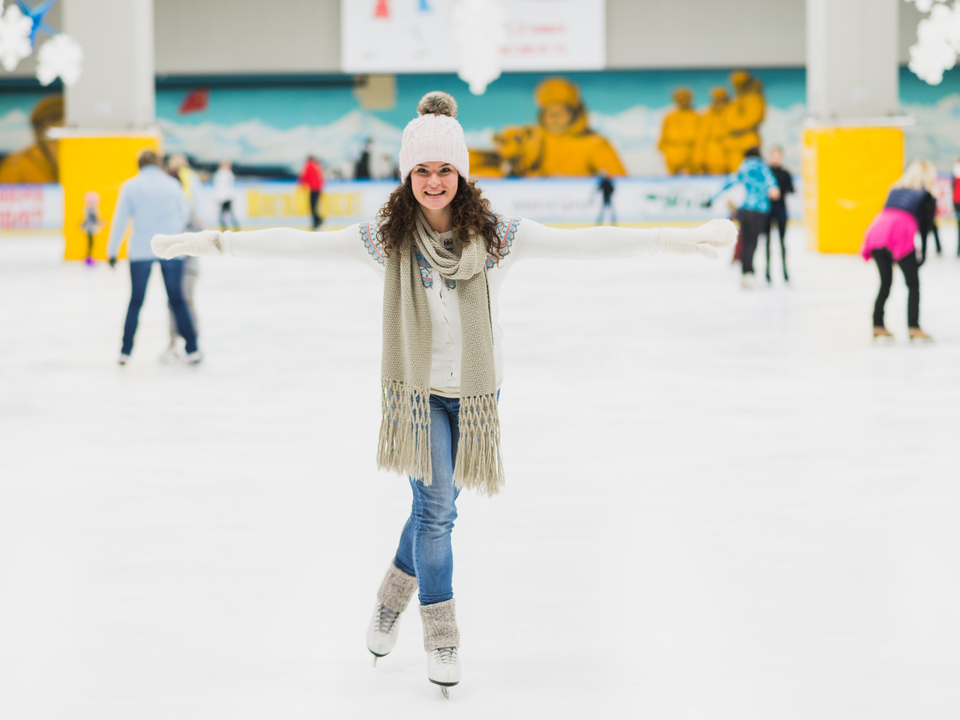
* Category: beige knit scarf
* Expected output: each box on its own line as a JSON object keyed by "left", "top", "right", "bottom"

{"left": 376, "top": 211, "right": 504, "bottom": 495}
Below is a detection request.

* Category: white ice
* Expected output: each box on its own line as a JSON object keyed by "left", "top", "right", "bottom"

{"left": 1, "top": 227, "right": 959, "bottom": 719}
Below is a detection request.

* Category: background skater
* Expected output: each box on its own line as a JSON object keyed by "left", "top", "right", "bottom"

{"left": 764, "top": 145, "right": 793, "bottom": 283}
{"left": 107, "top": 150, "right": 202, "bottom": 366}
{"left": 704, "top": 146, "right": 779, "bottom": 289}
{"left": 595, "top": 169, "right": 617, "bottom": 225}
{"left": 860, "top": 159, "right": 935, "bottom": 343}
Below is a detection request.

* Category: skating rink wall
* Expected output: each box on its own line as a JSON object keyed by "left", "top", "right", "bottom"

{"left": 9, "top": 174, "right": 960, "bottom": 236}
{"left": 0, "top": 177, "right": 807, "bottom": 234}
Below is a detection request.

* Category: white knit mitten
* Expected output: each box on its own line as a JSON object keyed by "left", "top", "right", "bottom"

{"left": 151, "top": 230, "right": 223, "bottom": 259}
{"left": 660, "top": 219, "right": 738, "bottom": 260}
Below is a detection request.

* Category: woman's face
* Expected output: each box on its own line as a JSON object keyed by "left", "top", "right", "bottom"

{"left": 410, "top": 162, "right": 459, "bottom": 211}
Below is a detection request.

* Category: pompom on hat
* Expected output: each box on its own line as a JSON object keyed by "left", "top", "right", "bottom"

{"left": 398, "top": 91, "right": 470, "bottom": 182}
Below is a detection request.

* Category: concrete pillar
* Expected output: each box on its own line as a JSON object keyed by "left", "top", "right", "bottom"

{"left": 54, "top": 0, "right": 159, "bottom": 260}
{"left": 62, "top": 0, "right": 155, "bottom": 128}
{"left": 807, "top": 0, "right": 899, "bottom": 121}
{"left": 804, "top": 0, "right": 904, "bottom": 254}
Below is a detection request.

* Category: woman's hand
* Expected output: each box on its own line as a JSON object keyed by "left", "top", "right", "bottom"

{"left": 660, "top": 219, "right": 738, "bottom": 260}
{"left": 151, "top": 230, "right": 223, "bottom": 259}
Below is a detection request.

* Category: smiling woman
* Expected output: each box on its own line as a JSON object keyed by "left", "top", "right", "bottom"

{"left": 149, "top": 89, "right": 736, "bottom": 699}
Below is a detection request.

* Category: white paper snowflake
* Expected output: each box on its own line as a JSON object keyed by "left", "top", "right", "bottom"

{"left": 906, "top": 0, "right": 947, "bottom": 13}
{"left": 0, "top": 4, "right": 34, "bottom": 72}
{"left": 452, "top": 0, "right": 506, "bottom": 96}
{"left": 903, "top": 0, "right": 960, "bottom": 84}
{"left": 36, "top": 33, "right": 83, "bottom": 87}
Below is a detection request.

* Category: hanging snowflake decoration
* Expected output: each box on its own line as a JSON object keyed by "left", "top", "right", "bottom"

{"left": 36, "top": 32, "right": 82, "bottom": 86}
{"left": 905, "top": 0, "right": 960, "bottom": 84}
{"left": 0, "top": 3, "right": 34, "bottom": 71}
{"left": 451, "top": 0, "right": 506, "bottom": 96}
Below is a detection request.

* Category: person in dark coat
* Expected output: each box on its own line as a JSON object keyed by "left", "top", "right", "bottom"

{"left": 764, "top": 146, "right": 793, "bottom": 283}
{"left": 918, "top": 187, "right": 941, "bottom": 264}
{"left": 355, "top": 139, "right": 373, "bottom": 180}
{"left": 595, "top": 170, "right": 616, "bottom": 225}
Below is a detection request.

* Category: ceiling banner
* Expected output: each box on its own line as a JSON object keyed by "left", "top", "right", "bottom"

{"left": 341, "top": 0, "right": 605, "bottom": 74}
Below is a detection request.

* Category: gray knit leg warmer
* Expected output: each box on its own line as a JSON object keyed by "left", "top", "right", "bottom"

{"left": 377, "top": 563, "right": 418, "bottom": 613}
{"left": 419, "top": 598, "right": 459, "bottom": 651}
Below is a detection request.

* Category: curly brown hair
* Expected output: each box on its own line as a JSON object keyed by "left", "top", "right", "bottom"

{"left": 376, "top": 176, "right": 505, "bottom": 262}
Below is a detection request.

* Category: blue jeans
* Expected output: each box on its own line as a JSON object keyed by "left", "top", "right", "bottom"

{"left": 122, "top": 259, "right": 198, "bottom": 355}
{"left": 393, "top": 394, "right": 464, "bottom": 606}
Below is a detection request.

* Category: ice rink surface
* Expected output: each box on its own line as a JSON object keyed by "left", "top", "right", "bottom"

{"left": 2, "top": 227, "right": 959, "bottom": 720}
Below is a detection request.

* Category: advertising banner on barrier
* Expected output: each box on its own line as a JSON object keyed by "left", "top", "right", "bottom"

{"left": 0, "top": 184, "right": 63, "bottom": 230}
{"left": 1, "top": 176, "right": 815, "bottom": 233}
{"left": 192, "top": 177, "right": 804, "bottom": 229}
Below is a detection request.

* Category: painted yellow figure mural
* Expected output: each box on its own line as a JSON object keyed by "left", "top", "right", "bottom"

{"left": 693, "top": 87, "right": 732, "bottom": 175}
{"left": 0, "top": 95, "right": 64, "bottom": 183}
{"left": 658, "top": 88, "right": 700, "bottom": 175}
{"left": 659, "top": 70, "right": 767, "bottom": 175}
{"left": 724, "top": 70, "right": 766, "bottom": 168}
{"left": 469, "top": 76, "right": 626, "bottom": 177}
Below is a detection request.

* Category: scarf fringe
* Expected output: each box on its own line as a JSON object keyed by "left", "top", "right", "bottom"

{"left": 376, "top": 379, "right": 433, "bottom": 484}
{"left": 452, "top": 393, "right": 505, "bottom": 496}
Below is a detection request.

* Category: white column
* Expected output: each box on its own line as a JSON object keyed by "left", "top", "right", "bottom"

{"left": 806, "top": 0, "right": 899, "bottom": 120}
{"left": 62, "top": 0, "right": 154, "bottom": 128}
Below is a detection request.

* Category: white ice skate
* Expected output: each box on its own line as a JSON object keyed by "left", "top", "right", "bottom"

{"left": 158, "top": 345, "right": 183, "bottom": 364}
{"left": 367, "top": 603, "right": 402, "bottom": 664}
{"left": 184, "top": 351, "right": 203, "bottom": 365}
{"left": 118, "top": 353, "right": 130, "bottom": 366}
{"left": 426, "top": 646, "right": 460, "bottom": 698}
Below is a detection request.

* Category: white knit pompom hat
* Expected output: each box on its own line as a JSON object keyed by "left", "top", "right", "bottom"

{"left": 398, "top": 91, "right": 470, "bottom": 182}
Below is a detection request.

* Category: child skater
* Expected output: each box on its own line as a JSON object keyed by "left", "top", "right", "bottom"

{"left": 80, "top": 191, "right": 105, "bottom": 265}
{"left": 150, "top": 92, "right": 736, "bottom": 698}
{"left": 860, "top": 159, "right": 935, "bottom": 342}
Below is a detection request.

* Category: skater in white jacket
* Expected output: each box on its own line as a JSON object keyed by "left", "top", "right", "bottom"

{"left": 151, "top": 92, "right": 735, "bottom": 698}
{"left": 213, "top": 161, "right": 240, "bottom": 231}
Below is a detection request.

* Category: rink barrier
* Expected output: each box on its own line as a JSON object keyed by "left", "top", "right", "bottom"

{"left": 7, "top": 173, "right": 958, "bottom": 243}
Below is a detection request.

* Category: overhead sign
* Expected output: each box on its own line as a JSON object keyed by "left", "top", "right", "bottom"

{"left": 341, "top": 0, "right": 606, "bottom": 74}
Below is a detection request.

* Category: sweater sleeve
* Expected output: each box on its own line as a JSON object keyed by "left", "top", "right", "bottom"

{"left": 220, "top": 222, "right": 385, "bottom": 272}
{"left": 509, "top": 218, "right": 660, "bottom": 262}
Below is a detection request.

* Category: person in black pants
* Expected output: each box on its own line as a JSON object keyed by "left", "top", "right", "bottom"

{"left": 918, "top": 191, "right": 941, "bottom": 264}
{"left": 859, "top": 159, "right": 935, "bottom": 342}
{"left": 595, "top": 170, "right": 616, "bottom": 225}
{"left": 764, "top": 146, "right": 793, "bottom": 283}
{"left": 871, "top": 248, "right": 919, "bottom": 331}
{"left": 703, "top": 147, "right": 779, "bottom": 289}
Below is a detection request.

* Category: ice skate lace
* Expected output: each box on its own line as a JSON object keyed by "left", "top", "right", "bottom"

{"left": 434, "top": 647, "right": 458, "bottom": 665}
{"left": 376, "top": 605, "right": 400, "bottom": 634}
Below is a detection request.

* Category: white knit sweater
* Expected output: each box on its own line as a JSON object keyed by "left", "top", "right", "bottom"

{"left": 221, "top": 219, "right": 661, "bottom": 397}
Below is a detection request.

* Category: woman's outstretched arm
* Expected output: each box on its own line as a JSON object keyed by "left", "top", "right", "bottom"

{"left": 151, "top": 224, "right": 372, "bottom": 265}
{"left": 510, "top": 218, "right": 737, "bottom": 263}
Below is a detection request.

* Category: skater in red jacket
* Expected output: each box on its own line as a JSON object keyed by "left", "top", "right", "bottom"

{"left": 298, "top": 156, "right": 325, "bottom": 230}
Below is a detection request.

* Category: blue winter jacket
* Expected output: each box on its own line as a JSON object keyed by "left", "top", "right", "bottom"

{"left": 712, "top": 157, "right": 779, "bottom": 214}
{"left": 107, "top": 165, "right": 191, "bottom": 261}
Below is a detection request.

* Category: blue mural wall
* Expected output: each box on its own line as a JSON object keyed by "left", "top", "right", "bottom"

{"left": 1, "top": 67, "right": 959, "bottom": 178}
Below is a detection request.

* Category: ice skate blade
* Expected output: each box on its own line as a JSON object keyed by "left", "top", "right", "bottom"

{"left": 429, "top": 678, "right": 459, "bottom": 688}
{"left": 872, "top": 336, "right": 895, "bottom": 346}
{"left": 441, "top": 687, "right": 449, "bottom": 699}
{"left": 369, "top": 650, "right": 389, "bottom": 667}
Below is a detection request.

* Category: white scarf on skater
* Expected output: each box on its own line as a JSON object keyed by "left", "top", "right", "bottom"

{"left": 376, "top": 210, "right": 504, "bottom": 495}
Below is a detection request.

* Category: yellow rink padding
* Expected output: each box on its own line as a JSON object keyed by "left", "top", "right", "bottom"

{"left": 59, "top": 135, "right": 162, "bottom": 261}
{"left": 802, "top": 127, "right": 903, "bottom": 254}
